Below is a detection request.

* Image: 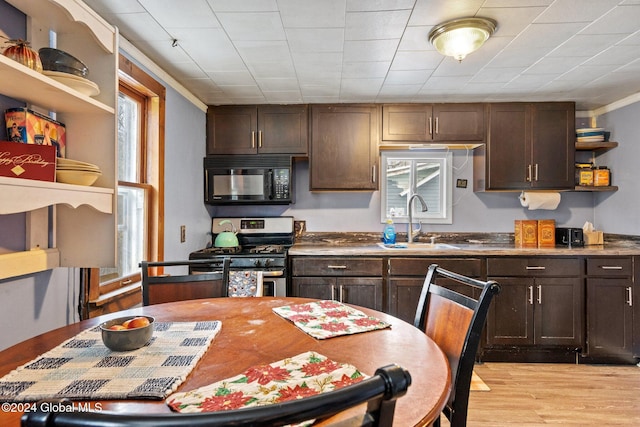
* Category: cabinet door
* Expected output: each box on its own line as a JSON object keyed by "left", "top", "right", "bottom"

{"left": 486, "top": 277, "right": 533, "bottom": 345}
{"left": 382, "top": 104, "right": 432, "bottom": 141}
{"left": 258, "top": 105, "right": 308, "bottom": 155}
{"left": 389, "top": 277, "right": 423, "bottom": 324}
{"left": 207, "top": 106, "right": 257, "bottom": 154}
{"left": 338, "top": 278, "right": 383, "bottom": 311}
{"left": 530, "top": 103, "right": 575, "bottom": 189}
{"left": 587, "top": 278, "right": 634, "bottom": 359}
{"left": 535, "top": 277, "right": 583, "bottom": 346}
{"left": 485, "top": 103, "right": 530, "bottom": 190}
{"left": 292, "top": 277, "right": 335, "bottom": 300}
{"left": 432, "top": 104, "right": 485, "bottom": 141}
{"left": 310, "top": 105, "right": 379, "bottom": 190}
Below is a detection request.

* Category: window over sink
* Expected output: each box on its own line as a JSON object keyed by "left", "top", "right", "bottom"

{"left": 380, "top": 151, "right": 453, "bottom": 225}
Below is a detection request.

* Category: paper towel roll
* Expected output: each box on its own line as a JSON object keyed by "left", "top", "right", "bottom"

{"left": 519, "top": 191, "right": 561, "bottom": 210}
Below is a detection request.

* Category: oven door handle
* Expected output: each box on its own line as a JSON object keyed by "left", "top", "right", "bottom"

{"left": 262, "top": 270, "right": 284, "bottom": 277}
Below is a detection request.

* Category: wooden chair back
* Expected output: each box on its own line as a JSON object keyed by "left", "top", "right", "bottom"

{"left": 414, "top": 264, "right": 501, "bottom": 427}
{"left": 140, "top": 259, "right": 230, "bottom": 306}
{"left": 22, "top": 364, "right": 412, "bottom": 427}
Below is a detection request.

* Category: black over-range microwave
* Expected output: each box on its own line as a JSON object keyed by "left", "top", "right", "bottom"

{"left": 204, "top": 155, "right": 293, "bottom": 205}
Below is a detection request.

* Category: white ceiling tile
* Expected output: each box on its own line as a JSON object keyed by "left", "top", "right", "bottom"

{"left": 470, "top": 67, "right": 527, "bottom": 83}
{"left": 482, "top": 0, "right": 553, "bottom": 7}
{"left": 534, "top": 0, "right": 620, "bottom": 23}
{"left": 139, "top": 0, "right": 219, "bottom": 28}
{"left": 207, "top": 71, "right": 255, "bottom": 85}
{"left": 207, "top": 0, "right": 278, "bottom": 12}
{"left": 488, "top": 47, "right": 555, "bottom": 68}
{"left": 278, "top": 0, "right": 346, "bottom": 28}
{"left": 408, "top": 0, "right": 485, "bottom": 26}
{"left": 584, "top": 45, "right": 640, "bottom": 66}
{"left": 216, "top": 12, "right": 285, "bottom": 41}
{"left": 286, "top": 28, "right": 344, "bottom": 53}
{"left": 256, "top": 78, "right": 300, "bottom": 91}
{"left": 507, "top": 23, "right": 587, "bottom": 49}
{"left": 582, "top": 5, "right": 640, "bottom": 34}
{"left": 347, "top": 0, "right": 415, "bottom": 12}
{"left": 391, "top": 51, "right": 442, "bottom": 70}
{"left": 524, "top": 56, "right": 587, "bottom": 75}
{"left": 345, "top": 10, "right": 411, "bottom": 40}
{"left": 385, "top": 70, "right": 429, "bottom": 85}
{"left": 398, "top": 26, "right": 431, "bottom": 51}
{"left": 548, "top": 34, "right": 629, "bottom": 57}
{"left": 344, "top": 39, "right": 399, "bottom": 62}
{"left": 84, "top": 0, "right": 146, "bottom": 14}
{"left": 110, "top": 12, "right": 169, "bottom": 42}
{"left": 343, "top": 61, "right": 390, "bottom": 78}
{"left": 263, "top": 91, "right": 303, "bottom": 103}
{"left": 478, "top": 7, "right": 546, "bottom": 37}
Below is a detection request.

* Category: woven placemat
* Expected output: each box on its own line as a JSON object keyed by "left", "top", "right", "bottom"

{"left": 0, "top": 321, "right": 221, "bottom": 402}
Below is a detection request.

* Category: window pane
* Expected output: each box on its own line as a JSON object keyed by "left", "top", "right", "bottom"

{"left": 385, "top": 159, "right": 410, "bottom": 218}
{"left": 415, "top": 161, "right": 441, "bottom": 214}
{"left": 100, "top": 186, "right": 146, "bottom": 281}
{"left": 117, "top": 92, "right": 140, "bottom": 183}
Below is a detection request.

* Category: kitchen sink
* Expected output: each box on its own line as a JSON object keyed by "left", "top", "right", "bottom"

{"left": 377, "top": 242, "right": 460, "bottom": 250}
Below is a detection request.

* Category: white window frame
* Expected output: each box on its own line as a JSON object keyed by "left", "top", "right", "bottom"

{"left": 380, "top": 151, "right": 453, "bottom": 224}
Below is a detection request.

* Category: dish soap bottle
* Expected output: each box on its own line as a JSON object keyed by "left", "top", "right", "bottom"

{"left": 382, "top": 218, "right": 396, "bottom": 245}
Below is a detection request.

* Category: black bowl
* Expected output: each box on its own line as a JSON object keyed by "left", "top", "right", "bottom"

{"left": 100, "top": 316, "right": 154, "bottom": 351}
{"left": 38, "top": 47, "right": 89, "bottom": 78}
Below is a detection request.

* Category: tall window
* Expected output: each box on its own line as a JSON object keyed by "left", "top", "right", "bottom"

{"left": 381, "top": 151, "right": 453, "bottom": 224}
{"left": 98, "top": 87, "right": 149, "bottom": 285}
{"left": 83, "top": 55, "right": 164, "bottom": 318}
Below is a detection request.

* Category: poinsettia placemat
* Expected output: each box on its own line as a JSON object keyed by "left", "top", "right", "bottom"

{"left": 273, "top": 300, "right": 391, "bottom": 339}
{"left": 0, "top": 321, "right": 221, "bottom": 402}
{"left": 167, "top": 351, "right": 366, "bottom": 416}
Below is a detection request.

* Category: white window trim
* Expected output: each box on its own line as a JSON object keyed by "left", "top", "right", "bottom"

{"left": 380, "top": 151, "right": 453, "bottom": 225}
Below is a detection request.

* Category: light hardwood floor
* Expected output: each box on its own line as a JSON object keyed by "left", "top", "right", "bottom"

{"left": 441, "top": 362, "right": 640, "bottom": 426}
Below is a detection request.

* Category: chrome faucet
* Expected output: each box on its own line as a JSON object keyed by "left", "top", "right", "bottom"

{"left": 408, "top": 193, "right": 428, "bottom": 243}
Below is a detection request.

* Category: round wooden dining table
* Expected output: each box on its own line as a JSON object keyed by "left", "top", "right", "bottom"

{"left": 0, "top": 297, "right": 450, "bottom": 426}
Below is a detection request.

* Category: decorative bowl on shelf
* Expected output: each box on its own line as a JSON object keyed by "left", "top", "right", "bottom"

{"left": 38, "top": 47, "right": 88, "bottom": 77}
{"left": 100, "top": 316, "right": 155, "bottom": 352}
{"left": 55, "top": 169, "right": 101, "bottom": 186}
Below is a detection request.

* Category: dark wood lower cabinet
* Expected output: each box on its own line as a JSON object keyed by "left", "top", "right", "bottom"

{"left": 388, "top": 258, "right": 483, "bottom": 324}
{"left": 585, "top": 257, "right": 635, "bottom": 363}
{"left": 290, "top": 257, "right": 384, "bottom": 311}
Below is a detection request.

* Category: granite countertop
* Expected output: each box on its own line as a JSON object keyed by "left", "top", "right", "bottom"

{"left": 289, "top": 232, "right": 640, "bottom": 256}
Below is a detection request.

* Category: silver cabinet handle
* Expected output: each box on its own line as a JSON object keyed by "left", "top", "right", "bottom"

{"left": 428, "top": 117, "right": 433, "bottom": 136}
{"left": 537, "top": 285, "right": 542, "bottom": 304}
{"left": 627, "top": 287, "right": 633, "bottom": 306}
{"left": 331, "top": 285, "right": 336, "bottom": 301}
{"left": 601, "top": 265, "right": 623, "bottom": 270}
{"left": 528, "top": 286, "right": 533, "bottom": 305}
{"left": 526, "top": 266, "right": 546, "bottom": 270}
{"left": 258, "top": 130, "right": 263, "bottom": 148}
{"left": 328, "top": 265, "right": 347, "bottom": 269}
{"left": 251, "top": 131, "right": 255, "bottom": 148}
{"left": 372, "top": 165, "right": 377, "bottom": 183}
{"left": 534, "top": 164, "right": 539, "bottom": 181}
{"left": 435, "top": 117, "right": 439, "bottom": 135}
{"left": 526, "top": 164, "right": 532, "bottom": 182}
{"left": 339, "top": 285, "right": 344, "bottom": 302}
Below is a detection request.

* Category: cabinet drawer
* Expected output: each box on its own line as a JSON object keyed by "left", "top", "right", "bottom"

{"left": 389, "top": 258, "right": 482, "bottom": 277}
{"left": 586, "top": 257, "right": 632, "bottom": 277}
{"left": 291, "top": 257, "right": 383, "bottom": 276}
{"left": 487, "top": 257, "right": 581, "bottom": 277}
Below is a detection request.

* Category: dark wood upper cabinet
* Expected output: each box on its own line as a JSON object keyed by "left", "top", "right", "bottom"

{"left": 207, "top": 105, "right": 308, "bottom": 155}
{"left": 382, "top": 103, "right": 485, "bottom": 142}
{"left": 310, "top": 104, "right": 379, "bottom": 191}
{"left": 474, "top": 102, "right": 575, "bottom": 191}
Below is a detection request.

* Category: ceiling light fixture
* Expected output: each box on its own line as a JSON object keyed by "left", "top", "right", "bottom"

{"left": 428, "top": 17, "right": 497, "bottom": 62}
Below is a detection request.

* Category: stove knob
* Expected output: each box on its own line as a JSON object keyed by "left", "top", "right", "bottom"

{"left": 265, "top": 259, "right": 272, "bottom": 268}
{"left": 254, "top": 259, "right": 262, "bottom": 268}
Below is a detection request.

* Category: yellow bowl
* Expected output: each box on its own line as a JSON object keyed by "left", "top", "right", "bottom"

{"left": 55, "top": 169, "right": 101, "bottom": 186}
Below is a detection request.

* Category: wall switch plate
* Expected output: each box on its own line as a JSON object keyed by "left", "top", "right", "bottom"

{"left": 456, "top": 179, "right": 468, "bottom": 188}
{"left": 180, "top": 225, "right": 186, "bottom": 243}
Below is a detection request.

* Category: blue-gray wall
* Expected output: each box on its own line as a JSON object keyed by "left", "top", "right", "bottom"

{"left": 596, "top": 102, "right": 640, "bottom": 235}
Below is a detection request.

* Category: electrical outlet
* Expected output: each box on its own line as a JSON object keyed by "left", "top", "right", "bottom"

{"left": 456, "top": 179, "right": 468, "bottom": 188}
{"left": 180, "top": 225, "right": 186, "bottom": 243}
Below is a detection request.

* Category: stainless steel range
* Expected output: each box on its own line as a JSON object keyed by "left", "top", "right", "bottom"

{"left": 189, "top": 216, "right": 294, "bottom": 296}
